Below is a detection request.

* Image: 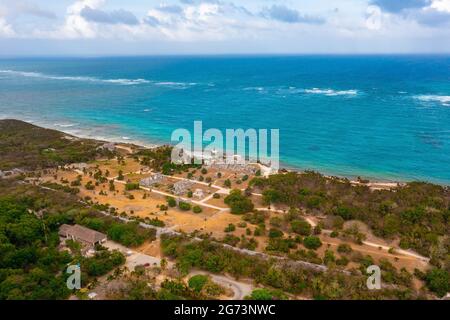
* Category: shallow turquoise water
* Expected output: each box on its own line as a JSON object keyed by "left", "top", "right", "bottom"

{"left": 0, "top": 55, "right": 449, "bottom": 183}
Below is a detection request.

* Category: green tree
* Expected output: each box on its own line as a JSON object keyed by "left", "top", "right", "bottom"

{"left": 303, "top": 236, "right": 322, "bottom": 250}
{"left": 425, "top": 268, "right": 450, "bottom": 297}
{"left": 249, "top": 288, "right": 273, "bottom": 300}
{"left": 224, "top": 190, "right": 254, "bottom": 214}
{"left": 188, "top": 274, "right": 209, "bottom": 293}
{"left": 291, "top": 219, "right": 312, "bottom": 236}
{"left": 167, "top": 197, "right": 177, "bottom": 208}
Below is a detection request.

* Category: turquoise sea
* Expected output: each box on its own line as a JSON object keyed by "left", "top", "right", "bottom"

{"left": 0, "top": 55, "right": 449, "bottom": 183}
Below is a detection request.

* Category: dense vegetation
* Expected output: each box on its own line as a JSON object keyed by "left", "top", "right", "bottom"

{"left": 0, "top": 119, "right": 113, "bottom": 170}
{"left": 252, "top": 172, "right": 450, "bottom": 264}
{"left": 224, "top": 190, "right": 255, "bottom": 214}
{"left": 137, "top": 145, "right": 200, "bottom": 175}
{"left": 161, "top": 235, "right": 420, "bottom": 300}
{"left": 0, "top": 179, "right": 153, "bottom": 299}
{"left": 0, "top": 197, "right": 72, "bottom": 300}
{"left": 77, "top": 215, "right": 155, "bottom": 247}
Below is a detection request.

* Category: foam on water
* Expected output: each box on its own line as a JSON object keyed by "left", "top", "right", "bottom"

{"left": 0, "top": 69, "right": 150, "bottom": 86}
{"left": 415, "top": 95, "right": 450, "bottom": 106}
{"left": 304, "top": 88, "right": 359, "bottom": 96}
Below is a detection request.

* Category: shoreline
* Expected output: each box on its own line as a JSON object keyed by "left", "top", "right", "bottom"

{"left": 5, "top": 117, "right": 449, "bottom": 187}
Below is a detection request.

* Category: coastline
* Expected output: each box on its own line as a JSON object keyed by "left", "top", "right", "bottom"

{"left": 3, "top": 117, "right": 447, "bottom": 187}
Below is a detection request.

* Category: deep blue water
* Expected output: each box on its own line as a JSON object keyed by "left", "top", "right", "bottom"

{"left": 0, "top": 55, "right": 449, "bottom": 183}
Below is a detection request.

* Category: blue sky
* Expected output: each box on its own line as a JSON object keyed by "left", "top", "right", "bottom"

{"left": 0, "top": 0, "right": 450, "bottom": 55}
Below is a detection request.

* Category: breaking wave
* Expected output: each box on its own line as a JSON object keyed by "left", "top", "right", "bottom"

{"left": 415, "top": 95, "right": 450, "bottom": 106}
{"left": 304, "top": 88, "right": 359, "bottom": 96}
{"left": 0, "top": 69, "right": 150, "bottom": 86}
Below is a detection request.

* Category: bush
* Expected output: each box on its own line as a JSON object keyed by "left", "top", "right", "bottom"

{"left": 82, "top": 250, "right": 125, "bottom": 278}
{"left": 193, "top": 206, "right": 203, "bottom": 214}
{"left": 147, "top": 218, "right": 165, "bottom": 227}
{"left": 303, "top": 236, "right": 322, "bottom": 250}
{"left": 107, "top": 221, "right": 155, "bottom": 247}
{"left": 291, "top": 219, "right": 311, "bottom": 236}
{"left": 178, "top": 202, "right": 192, "bottom": 211}
{"left": 188, "top": 275, "right": 209, "bottom": 293}
{"left": 269, "top": 217, "right": 283, "bottom": 227}
{"left": 125, "top": 183, "right": 140, "bottom": 191}
{"left": 85, "top": 181, "right": 95, "bottom": 190}
{"left": 224, "top": 224, "right": 236, "bottom": 233}
{"left": 223, "top": 234, "right": 240, "bottom": 246}
{"left": 268, "top": 228, "right": 283, "bottom": 238}
{"left": 213, "top": 193, "right": 220, "bottom": 199}
{"left": 248, "top": 288, "right": 273, "bottom": 300}
{"left": 238, "top": 222, "right": 247, "bottom": 228}
{"left": 167, "top": 197, "right": 177, "bottom": 207}
{"left": 425, "top": 268, "right": 450, "bottom": 297}
{"left": 337, "top": 244, "right": 353, "bottom": 254}
{"left": 224, "top": 190, "right": 254, "bottom": 214}
{"left": 336, "top": 256, "right": 349, "bottom": 266}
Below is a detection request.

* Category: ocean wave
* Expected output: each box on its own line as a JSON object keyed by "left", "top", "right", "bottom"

{"left": 415, "top": 95, "right": 450, "bottom": 106}
{"left": 0, "top": 69, "right": 150, "bottom": 86}
{"left": 54, "top": 123, "right": 78, "bottom": 128}
{"left": 304, "top": 88, "right": 358, "bottom": 96}
{"left": 243, "top": 87, "right": 265, "bottom": 92}
{"left": 154, "top": 81, "right": 197, "bottom": 89}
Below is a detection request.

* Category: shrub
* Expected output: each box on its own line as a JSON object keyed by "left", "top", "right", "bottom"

{"left": 224, "top": 190, "right": 254, "bottom": 214}
{"left": 337, "top": 244, "right": 353, "bottom": 254}
{"left": 125, "top": 183, "right": 140, "bottom": 191}
{"left": 178, "top": 202, "right": 192, "bottom": 211}
{"left": 224, "top": 224, "right": 236, "bottom": 233}
{"left": 167, "top": 197, "right": 177, "bottom": 207}
{"left": 425, "top": 268, "right": 450, "bottom": 297}
{"left": 336, "top": 256, "right": 349, "bottom": 266}
{"left": 188, "top": 275, "right": 209, "bottom": 293}
{"left": 249, "top": 289, "right": 273, "bottom": 300}
{"left": 147, "top": 218, "right": 165, "bottom": 227}
{"left": 193, "top": 206, "right": 203, "bottom": 214}
{"left": 85, "top": 181, "right": 95, "bottom": 190}
{"left": 238, "top": 222, "right": 247, "bottom": 228}
{"left": 269, "top": 217, "right": 283, "bottom": 227}
{"left": 291, "top": 219, "right": 311, "bottom": 236}
{"left": 268, "top": 228, "right": 283, "bottom": 238}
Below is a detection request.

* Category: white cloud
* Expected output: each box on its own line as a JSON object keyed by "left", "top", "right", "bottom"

{"left": 1, "top": 0, "right": 450, "bottom": 54}
{"left": 0, "top": 17, "right": 15, "bottom": 37}
{"left": 430, "top": 0, "right": 450, "bottom": 12}
{"left": 365, "top": 5, "right": 382, "bottom": 30}
{"left": 55, "top": 0, "right": 105, "bottom": 39}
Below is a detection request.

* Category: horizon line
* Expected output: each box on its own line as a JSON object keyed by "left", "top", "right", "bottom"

{"left": 1, "top": 52, "right": 450, "bottom": 59}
